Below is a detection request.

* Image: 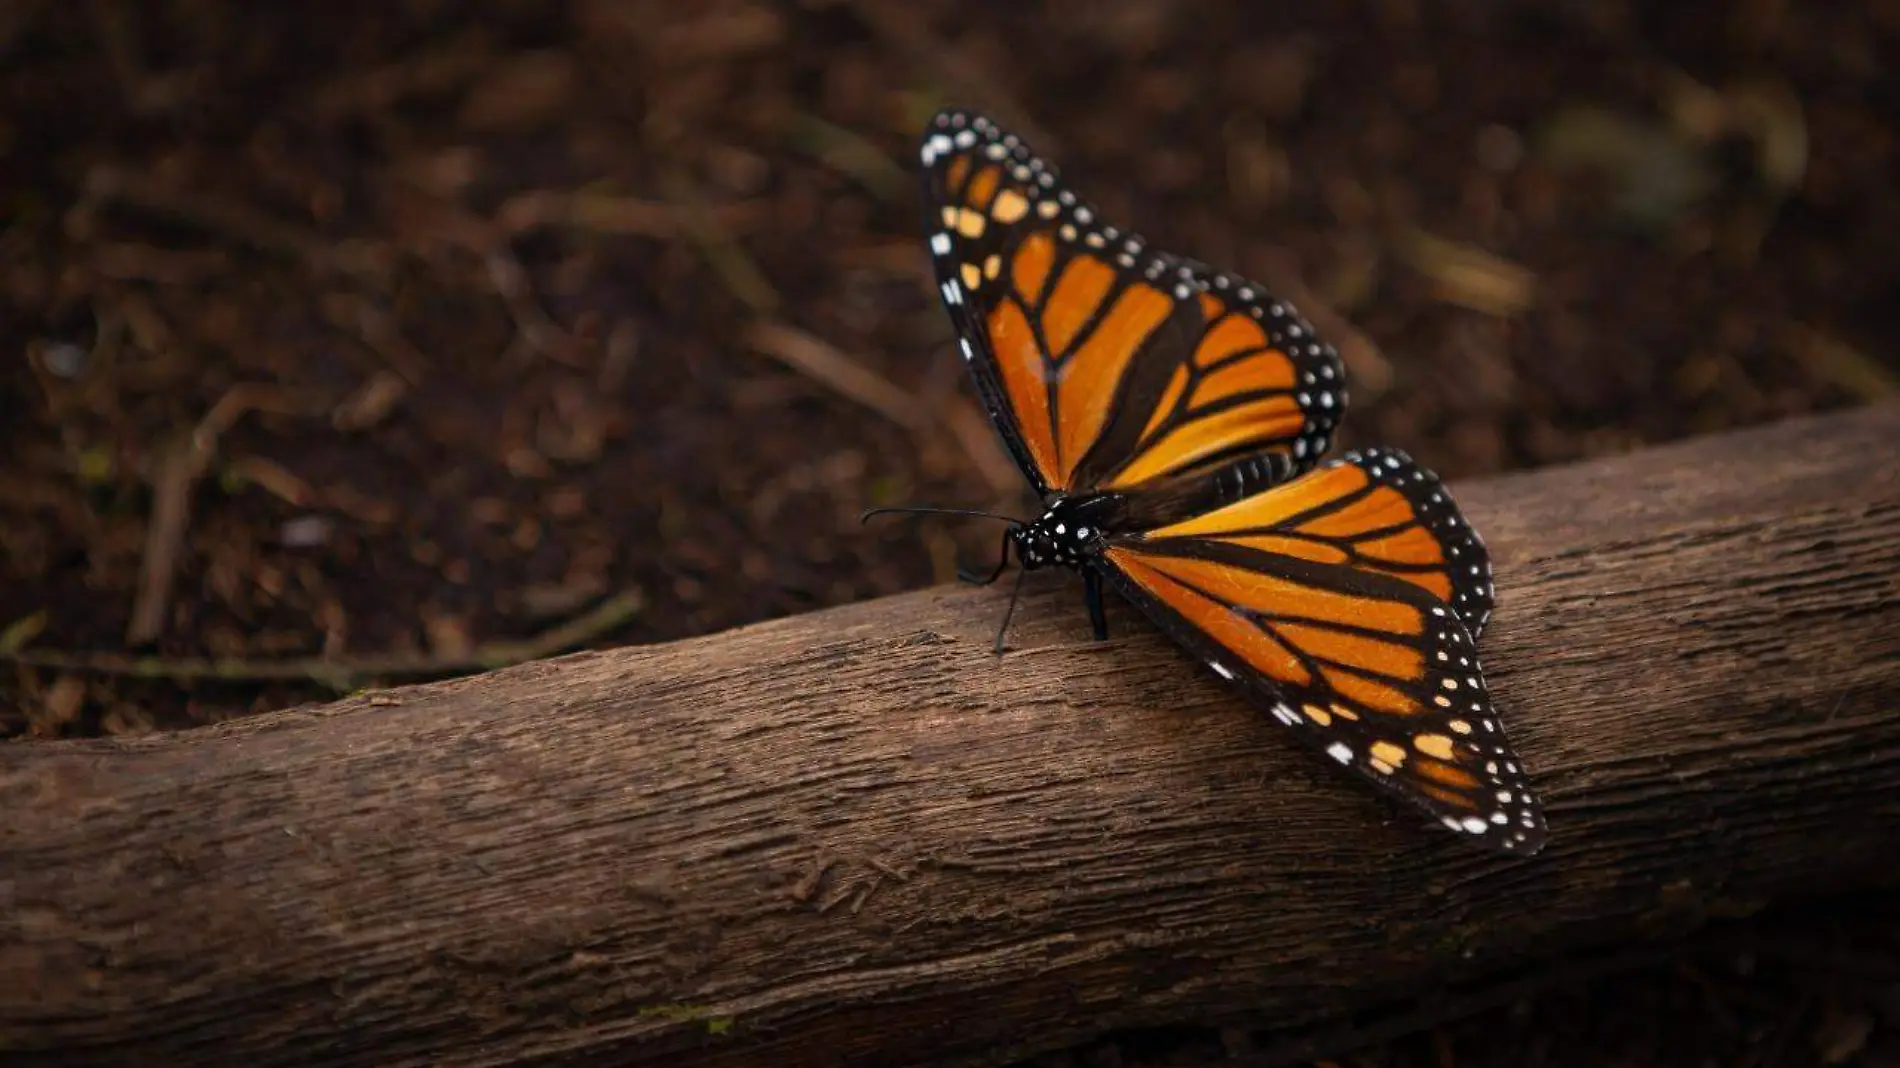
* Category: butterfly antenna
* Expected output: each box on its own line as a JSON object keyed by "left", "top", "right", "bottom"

{"left": 991, "top": 566, "right": 1030, "bottom": 657}
{"left": 860, "top": 505, "right": 1025, "bottom": 525}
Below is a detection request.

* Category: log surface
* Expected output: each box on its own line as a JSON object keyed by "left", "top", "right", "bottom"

{"left": 4, "top": 404, "right": 1900, "bottom": 1068}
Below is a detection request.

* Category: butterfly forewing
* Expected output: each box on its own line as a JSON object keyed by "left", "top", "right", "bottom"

{"left": 919, "top": 109, "right": 1346, "bottom": 499}
{"left": 1100, "top": 448, "right": 1543, "bottom": 853}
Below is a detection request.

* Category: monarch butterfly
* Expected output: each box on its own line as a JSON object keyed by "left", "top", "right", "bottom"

{"left": 888, "top": 108, "right": 1546, "bottom": 855}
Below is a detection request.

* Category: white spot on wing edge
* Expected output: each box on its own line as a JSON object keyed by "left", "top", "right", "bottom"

{"left": 929, "top": 232, "right": 951, "bottom": 255}
{"left": 1326, "top": 742, "right": 1353, "bottom": 765}
{"left": 1211, "top": 662, "right": 1235, "bottom": 681}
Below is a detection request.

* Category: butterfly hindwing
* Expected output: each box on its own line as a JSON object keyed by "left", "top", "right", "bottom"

{"left": 1098, "top": 448, "right": 1543, "bottom": 854}
{"left": 919, "top": 109, "right": 1347, "bottom": 498}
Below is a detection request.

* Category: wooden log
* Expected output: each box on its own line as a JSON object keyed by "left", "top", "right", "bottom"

{"left": 3, "top": 403, "right": 1898, "bottom": 1068}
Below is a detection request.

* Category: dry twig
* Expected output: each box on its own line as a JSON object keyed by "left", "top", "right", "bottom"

{"left": 10, "top": 591, "right": 644, "bottom": 692}
{"left": 485, "top": 245, "right": 587, "bottom": 366}
{"left": 743, "top": 322, "right": 927, "bottom": 431}
{"left": 80, "top": 166, "right": 387, "bottom": 279}
{"left": 779, "top": 111, "right": 912, "bottom": 202}
{"left": 126, "top": 386, "right": 305, "bottom": 645}
{"left": 496, "top": 189, "right": 766, "bottom": 239}
{"left": 846, "top": 1, "right": 1053, "bottom": 150}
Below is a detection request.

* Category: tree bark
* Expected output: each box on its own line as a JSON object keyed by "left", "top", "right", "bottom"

{"left": 4, "top": 403, "right": 1899, "bottom": 1068}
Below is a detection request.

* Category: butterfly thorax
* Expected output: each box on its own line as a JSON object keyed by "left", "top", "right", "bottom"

{"left": 1010, "top": 494, "right": 1120, "bottom": 571}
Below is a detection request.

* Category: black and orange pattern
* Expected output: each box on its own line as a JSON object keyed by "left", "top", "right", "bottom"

{"left": 918, "top": 109, "right": 1545, "bottom": 855}
{"left": 920, "top": 111, "right": 1345, "bottom": 498}
{"left": 1101, "top": 449, "right": 1538, "bottom": 850}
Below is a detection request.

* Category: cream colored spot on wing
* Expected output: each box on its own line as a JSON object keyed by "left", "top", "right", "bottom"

{"left": 1414, "top": 733, "right": 1457, "bottom": 760}
{"left": 954, "top": 209, "right": 987, "bottom": 239}
{"left": 983, "top": 253, "right": 1002, "bottom": 279}
{"left": 960, "top": 262, "right": 982, "bottom": 290}
{"left": 990, "top": 189, "right": 1030, "bottom": 223}
{"left": 1449, "top": 719, "right": 1473, "bottom": 735}
{"left": 1370, "top": 741, "right": 1408, "bottom": 767}
{"left": 1302, "top": 703, "right": 1333, "bottom": 726}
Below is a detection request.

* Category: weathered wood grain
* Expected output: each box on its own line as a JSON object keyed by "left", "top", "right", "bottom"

{"left": 3, "top": 403, "right": 1898, "bottom": 1068}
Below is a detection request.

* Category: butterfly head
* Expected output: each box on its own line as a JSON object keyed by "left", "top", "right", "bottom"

{"left": 1010, "top": 498, "right": 1109, "bottom": 572}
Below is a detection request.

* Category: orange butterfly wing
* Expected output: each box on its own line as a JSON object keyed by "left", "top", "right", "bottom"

{"left": 1100, "top": 449, "right": 1544, "bottom": 854}
{"left": 919, "top": 110, "right": 1345, "bottom": 498}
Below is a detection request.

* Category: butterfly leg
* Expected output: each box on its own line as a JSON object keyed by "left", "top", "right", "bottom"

{"left": 990, "top": 566, "right": 1029, "bottom": 656}
{"left": 958, "top": 528, "right": 1014, "bottom": 586}
{"left": 1083, "top": 567, "right": 1110, "bottom": 641}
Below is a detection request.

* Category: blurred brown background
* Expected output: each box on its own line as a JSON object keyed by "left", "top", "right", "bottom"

{"left": 3, "top": 1, "right": 1897, "bottom": 1065}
